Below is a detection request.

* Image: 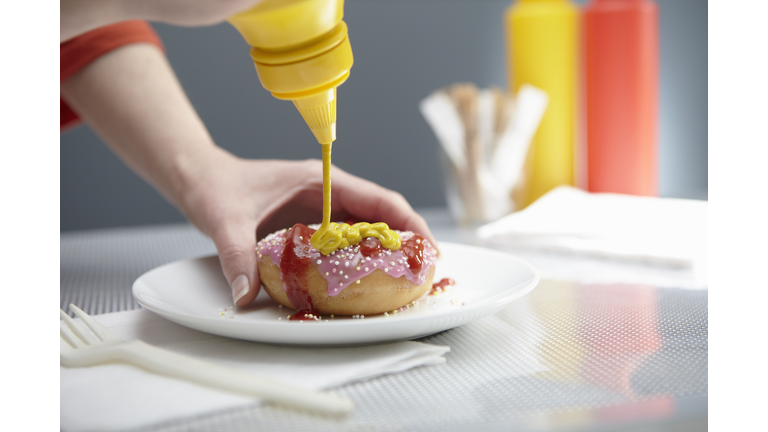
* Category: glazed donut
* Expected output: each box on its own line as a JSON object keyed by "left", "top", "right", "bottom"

{"left": 256, "top": 223, "right": 437, "bottom": 318}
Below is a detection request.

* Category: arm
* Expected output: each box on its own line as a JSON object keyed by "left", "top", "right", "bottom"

{"left": 61, "top": 44, "right": 436, "bottom": 306}
{"left": 61, "top": 0, "right": 261, "bottom": 42}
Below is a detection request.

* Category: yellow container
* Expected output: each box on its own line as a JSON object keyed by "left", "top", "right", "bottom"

{"left": 505, "top": 0, "right": 578, "bottom": 206}
{"left": 228, "top": 0, "right": 353, "bottom": 144}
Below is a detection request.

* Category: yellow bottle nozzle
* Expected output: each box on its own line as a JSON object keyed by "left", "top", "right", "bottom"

{"left": 228, "top": 0, "right": 353, "bottom": 144}
{"left": 292, "top": 88, "right": 338, "bottom": 144}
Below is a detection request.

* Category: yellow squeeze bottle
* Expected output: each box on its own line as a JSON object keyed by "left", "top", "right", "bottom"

{"left": 228, "top": 0, "right": 353, "bottom": 145}
{"left": 228, "top": 0, "right": 400, "bottom": 255}
{"left": 505, "top": 0, "right": 578, "bottom": 207}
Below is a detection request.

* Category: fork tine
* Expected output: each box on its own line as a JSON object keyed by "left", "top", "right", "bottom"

{"left": 69, "top": 304, "right": 122, "bottom": 343}
{"left": 61, "top": 335, "right": 75, "bottom": 352}
{"left": 60, "top": 309, "right": 100, "bottom": 345}
{"left": 60, "top": 320, "right": 85, "bottom": 348}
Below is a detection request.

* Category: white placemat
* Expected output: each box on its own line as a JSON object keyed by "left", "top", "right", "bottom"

{"left": 60, "top": 309, "right": 449, "bottom": 431}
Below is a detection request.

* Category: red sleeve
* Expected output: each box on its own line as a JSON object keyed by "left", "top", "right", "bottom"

{"left": 60, "top": 20, "right": 164, "bottom": 130}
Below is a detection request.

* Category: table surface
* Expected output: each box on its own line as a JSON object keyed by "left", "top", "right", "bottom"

{"left": 60, "top": 209, "right": 708, "bottom": 432}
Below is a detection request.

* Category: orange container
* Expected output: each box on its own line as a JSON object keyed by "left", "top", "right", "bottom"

{"left": 584, "top": 0, "right": 658, "bottom": 195}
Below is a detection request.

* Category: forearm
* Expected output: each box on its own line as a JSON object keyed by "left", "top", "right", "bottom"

{"left": 60, "top": 43, "right": 222, "bottom": 210}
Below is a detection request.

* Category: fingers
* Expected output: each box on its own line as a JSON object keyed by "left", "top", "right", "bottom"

{"left": 332, "top": 168, "right": 439, "bottom": 252}
{"left": 210, "top": 221, "right": 260, "bottom": 306}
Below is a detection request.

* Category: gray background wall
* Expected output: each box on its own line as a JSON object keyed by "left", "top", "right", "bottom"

{"left": 60, "top": 0, "right": 707, "bottom": 232}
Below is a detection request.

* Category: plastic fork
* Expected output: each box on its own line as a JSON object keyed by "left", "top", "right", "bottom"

{"left": 59, "top": 304, "right": 353, "bottom": 415}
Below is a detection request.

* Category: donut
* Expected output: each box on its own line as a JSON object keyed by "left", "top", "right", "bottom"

{"left": 256, "top": 223, "right": 437, "bottom": 318}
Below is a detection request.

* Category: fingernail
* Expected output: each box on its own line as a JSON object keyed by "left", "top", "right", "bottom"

{"left": 232, "top": 275, "right": 249, "bottom": 304}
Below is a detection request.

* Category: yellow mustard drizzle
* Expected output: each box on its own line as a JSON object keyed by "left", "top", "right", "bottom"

{"left": 310, "top": 143, "right": 401, "bottom": 256}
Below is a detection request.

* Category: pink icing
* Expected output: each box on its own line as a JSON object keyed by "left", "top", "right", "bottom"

{"left": 256, "top": 228, "right": 437, "bottom": 297}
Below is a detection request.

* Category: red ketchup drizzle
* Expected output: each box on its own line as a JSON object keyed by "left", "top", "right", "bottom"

{"left": 430, "top": 278, "right": 456, "bottom": 295}
{"left": 280, "top": 223, "right": 320, "bottom": 321}
{"left": 359, "top": 237, "right": 382, "bottom": 257}
{"left": 400, "top": 235, "right": 425, "bottom": 275}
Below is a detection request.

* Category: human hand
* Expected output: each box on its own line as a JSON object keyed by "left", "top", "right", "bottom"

{"left": 126, "top": 0, "right": 262, "bottom": 27}
{"left": 177, "top": 147, "right": 437, "bottom": 307}
{"left": 62, "top": 0, "right": 263, "bottom": 41}
{"left": 60, "top": 39, "right": 435, "bottom": 309}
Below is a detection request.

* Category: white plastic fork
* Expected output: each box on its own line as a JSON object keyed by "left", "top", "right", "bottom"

{"left": 59, "top": 304, "right": 353, "bottom": 415}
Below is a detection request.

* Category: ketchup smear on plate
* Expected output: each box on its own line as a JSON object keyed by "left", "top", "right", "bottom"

{"left": 430, "top": 278, "right": 456, "bottom": 295}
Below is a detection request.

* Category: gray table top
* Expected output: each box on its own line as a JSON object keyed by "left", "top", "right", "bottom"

{"left": 60, "top": 209, "right": 707, "bottom": 432}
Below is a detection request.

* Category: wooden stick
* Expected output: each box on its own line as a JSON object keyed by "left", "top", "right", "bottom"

{"left": 448, "top": 83, "right": 483, "bottom": 222}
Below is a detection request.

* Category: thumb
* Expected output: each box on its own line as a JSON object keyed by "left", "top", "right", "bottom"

{"left": 212, "top": 223, "right": 260, "bottom": 306}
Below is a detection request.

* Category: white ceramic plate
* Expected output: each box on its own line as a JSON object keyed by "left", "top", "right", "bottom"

{"left": 133, "top": 242, "right": 539, "bottom": 346}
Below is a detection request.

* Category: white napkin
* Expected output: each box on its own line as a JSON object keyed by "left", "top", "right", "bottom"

{"left": 477, "top": 186, "right": 707, "bottom": 268}
{"left": 60, "top": 309, "right": 450, "bottom": 432}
